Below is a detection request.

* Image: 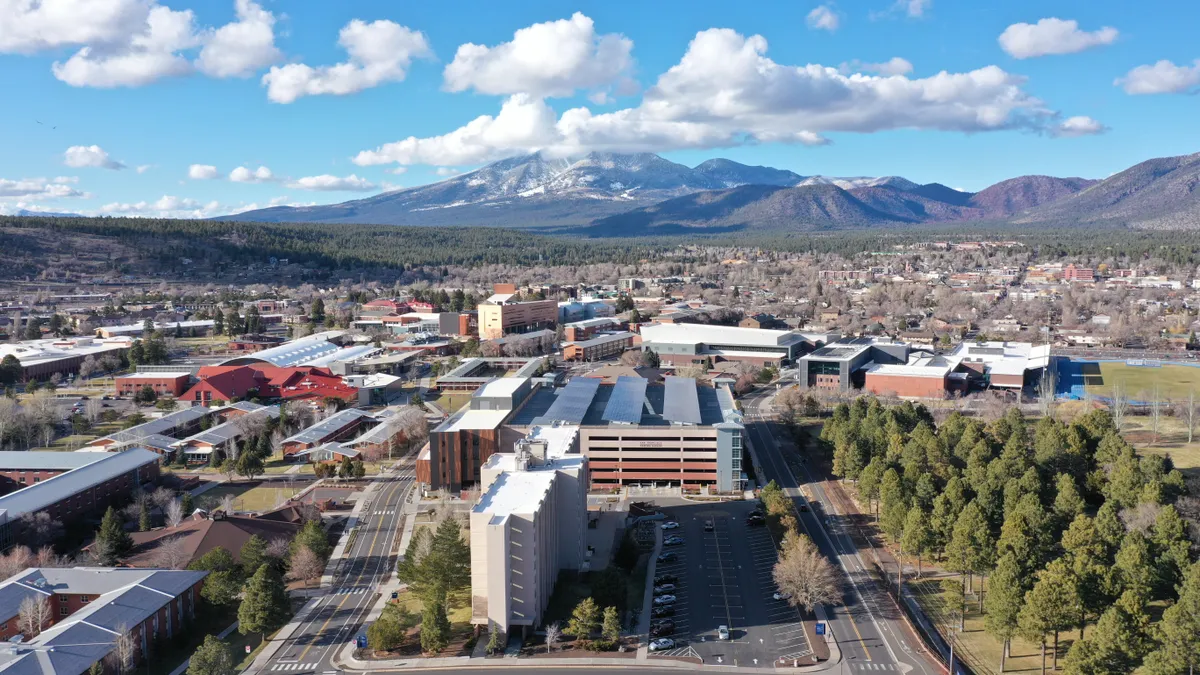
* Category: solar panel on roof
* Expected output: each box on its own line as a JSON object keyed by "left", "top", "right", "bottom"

{"left": 542, "top": 377, "right": 601, "bottom": 424}
{"left": 663, "top": 376, "right": 702, "bottom": 424}
{"left": 602, "top": 376, "right": 647, "bottom": 424}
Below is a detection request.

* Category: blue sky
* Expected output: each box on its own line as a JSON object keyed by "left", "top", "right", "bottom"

{"left": 2, "top": 0, "right": 1198, "bottom": 218}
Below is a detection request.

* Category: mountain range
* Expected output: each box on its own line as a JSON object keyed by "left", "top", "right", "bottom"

{"left": 226, "top": 150, "right": 1200, "bottom": 234}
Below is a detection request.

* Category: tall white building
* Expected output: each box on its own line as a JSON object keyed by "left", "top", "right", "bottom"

{"left": 469, "top": 425, "right": 587, "bottom": 637}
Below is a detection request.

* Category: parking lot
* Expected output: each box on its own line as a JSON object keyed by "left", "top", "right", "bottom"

{"left": 646, "top": 499, "right": 814, "bottom": 667}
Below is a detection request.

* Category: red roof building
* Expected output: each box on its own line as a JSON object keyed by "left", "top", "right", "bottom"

{"left": 180, "top": 364, "right": 359, "bottom": 406}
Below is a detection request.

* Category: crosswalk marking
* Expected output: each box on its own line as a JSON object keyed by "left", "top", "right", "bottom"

{"left": 270, "top": 663, "right": 318, "bottom": 671}
{"left": 851, "top": 664, "right": 895, "bottom": 671}
{"left": 371, "top": 509, "right": 397, "bottom": 515}
{"left": 332, "top": 587, "right": 370, "bottom": 595}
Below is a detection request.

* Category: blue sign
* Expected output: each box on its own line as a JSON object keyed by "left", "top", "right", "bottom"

{"left": 815, "top": 622, "right": 826, "bottom": 635}
{"left": 356, "top": 635, "right": 368, "bottom": 648}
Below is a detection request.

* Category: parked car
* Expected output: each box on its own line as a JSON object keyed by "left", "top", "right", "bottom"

{"left": 649, "top": 638, "right": 676, "bottom": 652}
{"left": 664, "top": 536, "right": 685, "bottom": 545}
{"left": 718, "top": 625, "right": 730, "bottom": 641}
{"left": 749, "top": 508, "right": 764, "bottom": 517}
{"left": 653, "top": 595, "right": 677, "bottom": 605}
{"left": 654, "top": 574, "right": 678, "bottom": 585}
{"left": 654, "top": 583, "right": 677, "bottom": 594}
{"left": 657, "top": 552, "right": 678, "bottom": 563}
{"left": 774, "top": 591, "right": 792, "bottom": 601}
{"left": 650, "top": 622, "right": 675, "bottom": 637}
{"left": 799, "top": 503, "right": 810, "bottom": 512}
{"left": 746, "top": 516, "right": 766, "bottom": 527}
{"left": 651, "top": 606, "right": 675, "bottom": 618}
{"left": 661, "top": 521, "right": 680, "bottom": 530}
{"left": 703, "top": 520, "right": 715, "bottom": 532}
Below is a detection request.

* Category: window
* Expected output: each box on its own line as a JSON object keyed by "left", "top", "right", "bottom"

{"left": 60, "top": 607, "right": 69, "bottom": 616}
{"left": 81, "top": 596, "right": 90, "bottom": 603}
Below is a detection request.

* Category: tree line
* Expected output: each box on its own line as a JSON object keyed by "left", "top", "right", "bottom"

{"left": 818, "top": 399, "right": 1197, "bottom": 675}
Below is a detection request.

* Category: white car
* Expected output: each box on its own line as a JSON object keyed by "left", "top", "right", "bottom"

{"left": 718, "top": 625, "right": 730, "bottom": 641}
{"left": 653, "top": 594, "right": 676, "bottom": 605}
{"left": 649, "top": 638, "right": 676, "bottom": 652}
{"left": 774, "top": 592, "right": 792, "bottom": 601}
{"left": 661, "top": 521, "right": 680, "bottom": 530}
{"left": 653, "top": 583, "right": 676, "bottom": 594}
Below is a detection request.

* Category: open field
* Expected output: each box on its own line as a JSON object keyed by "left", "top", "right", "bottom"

{"left": 202, "top": 482, "right": 306, "bottom": 512}
{"left": 394, "top": 588, "right": 473, "bottom": 625}
{"left": 432, "top": 392, "right": 472, "bottom": 414}
{"left": 1119, "top": 415, "right": 1200, "bottom": 478}
{"left": 1079, "top": 360, "right": 1200, "bottom": 401}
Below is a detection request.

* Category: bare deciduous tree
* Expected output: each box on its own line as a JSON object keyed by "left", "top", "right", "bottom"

{"left": 1180, "top": 388, "right": 1199, "bottom": 444}
{"left": 150, "top": 487, "right": 176, "bottom": 511}
{"left": 165, "top": 499, "right": 185, "bottom": 528}
{"left": 35, "top": 546, "right": 65, "bottom": 568}
{"left": 1147, "top": 385, "right": 1163, "bottom": 444}
{"left": 287, "top": 545, "right": 324, "bottom": 587}
{"left": 150, "top": 536, "right": 191, "bottom": 569}
{"left": 219, "top": 493, "right": 236, "bottom": 514}
{"left": 107, "top": 626, "right": 136, "bottom": 675}
{"left": 544, "top": 622, "right": 561, "bottom": 653}
{"left": 0, "top": 545, "right": 34, "bottom": 580}
{"left": 1110, "top": 384, "right": 1128, "bottom": 432}
{"left": 19, "top": 512, "right": 63, "bottom": 548}
{"left": 17, "top": 594, "right": 51, "bottom": 637}
{"left": 772, "top": 534, "right": 842, "bottom": 613}
{"left": 266, "top": 537, "right": 291, "bottom": 561}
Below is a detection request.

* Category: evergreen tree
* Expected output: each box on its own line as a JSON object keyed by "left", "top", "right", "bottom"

{"left": 1114, "top": 531, "right": 1158, "bottom": 600}
{"left": 998, "top": 494, "right": 1051, "bottom": 577}
{"left": 566, "top": 597, "right": 600, "bottom": 643}
{"left": 878, "top": 468, "right": 908, "bottom": 542}
{"left": 1060, "top": 514, "right": 1113, "bottom": 639}
{"left": 187, "top": 635, "right": 235, "bottom": 675}
{"left": 96, "top": 506, "right": 133, "bottom": 562}
{"left": 1142, "top": 561, "right": 1200, "bottom": 675}
{"left": 236, "top": 451, "right": 264, "bottom": 481}
{"left": 1018, "top": 559, "right": 1081, "bottom": 674}
{"left": 946, "top": 501, "right": 995, "bottom": 595}
{"left": 429, "top": 518, "right": 471, "bottom": 593}
{"left": 352, "top": 458, "right": 366, "bottom": 478}
{"left": 930, "top": 477, "right": 967, "bottom": 553}
{"left": 138, "top": 499, "right": 151, "bottom": 531}
{"left": 420, "top": 601, "right": 450, "bottom": 653}
{"left": 1052, "top": 473, "right": 1086, "bottom": 527}
{"left": 240, "top": 535, "right": 269, "bottom": 578}
{"left": 239, "top": 565, "right": 290, "bottom": 644}
{"left": 181, "top": 492, "right": 195, "bottom": 515}
{"left": 602, "top": 606, "right": 621, "bottom": 643}
{"left": 901, "top": 505, "right": 933, "bottom": 577}
{"left": 1063, "top": 591, "right": 1153, "bottom": 675}
{"left": 310, "top": 298, "right": 326, "bottom": 324}
{"left": 189, "top": 547, "right": 243, "bottom": 606}
{"left": 212, "top": 311, "right": 224, "bottom": 335}
{"left": 985, "top": 552, "right": 1026, "bottom": 673}
{"left": 292, "top": 519, "right": 331, "bottom": 560}
{"left": 1151, "top": 505, "right": 1192, "bottom": 595}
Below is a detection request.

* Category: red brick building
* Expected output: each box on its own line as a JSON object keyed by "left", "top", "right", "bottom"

{"left": 180, "top": 364, "right": 358, "bottom": 406}
{"left": 115, "top": 372, "right": 192, "bottom": 398}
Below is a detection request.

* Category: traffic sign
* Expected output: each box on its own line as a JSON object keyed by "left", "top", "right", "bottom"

{"left": 815, "top": 622, "right": 826, "bottom": 635}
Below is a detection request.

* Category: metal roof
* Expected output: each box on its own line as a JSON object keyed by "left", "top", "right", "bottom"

{"left": 662, "top": 376, "right": 702, "bottom": 424}
{"left": 173, "top": 405, "right": 279, "bottom": 448}
{"left": 282, "top": 409, "right": 375, "bottom": 446}
{"left": 602, "top": 376, "right": 647, "bottom": 424}
{"left": 218, "top": 336, "right": 341, "bottom": 367}
{"left": 94, "top": 406, "right": 210, "bottom": 446}
{"left": 300, "top": 344, "right": 380, "bottom": 368}
{"left": 540, "top": 377, "right": 601, "bottom": 424}
{"left": 0, "top": 449, "right": 161, "bottom": 523}
{"left": 0, "top": 452, "right": 105, "bottom": 471}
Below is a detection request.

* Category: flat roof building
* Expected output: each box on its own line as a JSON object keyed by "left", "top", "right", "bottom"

{"left": 639, "top": 323, "right": 807, "bottom": 367}
{"left": 470, "top": 426, "right": 587, "bottom": 637}
{"left": 478, "top": 285, "right": 558, "bottom": 340}
{"left": 562, "top": 331, "right": 635, "bottom": 362}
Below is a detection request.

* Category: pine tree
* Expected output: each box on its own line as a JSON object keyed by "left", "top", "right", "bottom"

{"left": 292, "top": 519, "right": 331, "bottom": 560}
{"left": 602, "top": 606, "right": 621, "bottom": 643}
{"left": 901, "top": 505, "right": 933, "bottom": 577}
{"left": 181, "top": 492, "right": 195, "bottom": 515}
{"left": 1142, "top": 561, "right": 1200, "bottom": 675}
{"left": 1052, "top": 473, "right": 1086, "bottom": 527}
{"left": 1063, "top": 591, "right": 1153, "bottom": 675}
{"left": 187, "top": 635, "right": 234, "bottom": 675}
{"left": 239, "top": 565, "right": 290, "bottom": 644}
{"left": 429, "top": 518, "right": 471, "bottom": 593}
{"left": 1115, "top": 531, "right": 1158, "bottom": 600}
{"left": 420, "top": 602, "right": 450, "bottom": 653}
{"left": 879, "top": 468, "right": 908, "bottom": 542}
{"left": 946, "top": 501, "right": 995, "bottom": 595}
{"left": 998, "top": 494, "right": 1051, "bottom": 578}
{"left": 566, "top": 597, "right": 599, "bottom": 644}
{"left": 240, "top": 535, "right": 269, "bottom": 578}
{"left": 1060, "top": 514, "right": 1112, "bottom": 639}
{"left": 985, "top": 553, "right": 1026, "bottom": 673}
{"left": 138, "top": 499, "right": 151, "bottom": 532}
{"left": 1018, "top": 559, "right": 1080, "bottom": 674}
{"left": 96, "top": 506, "right": 133, "bottom": 561}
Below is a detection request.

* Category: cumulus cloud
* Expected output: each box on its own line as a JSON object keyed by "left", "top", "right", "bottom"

{"left": 356, "top": 28, "right": 1079, "bottom": 168}
{"left": 229, "top": 165, "right": 274, "bottom": 183}
{"left": 1053, "top": 116, "right": 1107, "bottom": 137}
{"left": 872, "top": 0, "right": 930, "bottom": 20}
{"left": 64, "top": 145, "right": 126, "bottom": 169}
{"left": 5, "top": 0, "right": 280, "bottom": 87}
{"left": 188, "top": 164, "right": 219, "bottom": 179}
{"left": 52, "top": 5, "right": 199, "bottom": 87}
{"left": 0, "top": 176, "right": 85, "bottom": 199}
{"left": 1115, "top": 59, "right": 1200, "bottom": 95}
{"left": 444, "top": 13, "right": 633, "bottom": 99}
{"left": 806, "top": 6, "right": 839, "bottom": 32}
{"left": 434, "top": 168, "right": 460, "bottom": 177}
{"left": 840, "top": 57, "right": 913, "bottom": 76}
{"left": 998, "top": 18, "right": 1118, "bottom": 59}
{"left": 100, "top": 194, "right": 223, "bottom": 218}
{"left": 261, "top": 19, "right": 431, "bottom": 103}
{"left": 196, "top": 0, "right": 281, "bottom": 78}
{"left": 285, "top": 174, "right": 377, "bottom": 191}
{"left": 386, "top": 166, "right": 408, "bottom": 175}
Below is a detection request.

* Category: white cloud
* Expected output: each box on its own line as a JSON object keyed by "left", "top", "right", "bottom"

{"left": 898, "top": 0, "right": 930, "bottom": 17}
{"left": 1115, "top": 59, "right": 1200, "bottom": 95}
{"left": 229, "top": 165, "right": 273, "bottom": 183}
{"left": 356, "top": 28, "right": 1077, "bottom": 168}
{"left": 0, "top": 176, "right": 85, "bottom": 199}
{"left": 136, "top": 164, "right": 153, "bottom": 173}
{"left": 285, "top": 174, "right": 377, "bottom": 191}
{"left": 444, "top": 12, "right": 633, "bottom": 99}
{"left": 840, "top": 57, "right": 913, "bottom": 76}
{"left": 385, "top": 166, "right": 408, "bottom": 175}
{"left": 1053, "top": 116, "right": 1107, "bottom": 137}
{"left": 261, "top": 19, "right": 431, "bottom": 103}
{"left": 0, "top": 0, "right": 150, "bottom": 54}
{"left": 196, "top": 0, "right": 280, "bottom": 78}
{"left": 64, "top": 145, "right": 125, "bottom": 169}
{"left": 806, "top": 6, "right": 839, "bottom": 32}
{"left": 52, "top": 5, "right": 199, "bottom": 87}
{"left": 100, "top": 194, "right": 225, "bottom": 218}
{"left": 998, "top": 18, "right": 1118, "bottom": 59}
{"left": 188, "top": 164, "right": 219, "bottom": 179}
{"left": 434, "top": 168, "right": 460, "bottom": 177}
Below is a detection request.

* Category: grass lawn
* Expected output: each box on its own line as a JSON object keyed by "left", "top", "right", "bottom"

{"left": 432, "top": 392, "right": 473, "bottom": 414}
{"left": 1116, "top": 415, "right": 1200, "bottom": 478}
{"left": 263, "top": 459, "right": 316, "bottom": 475}
{"left": 394, "top": 588, "right": 473, "bottom": 625}
{"left": 32, "top": 421, "right": 122, "bottom": 452}
{"left": 1083, "top": 361, "right": 1200, "bottom": 401}
{"left": 202, "top": 482, "right": 305, "bottom": 512}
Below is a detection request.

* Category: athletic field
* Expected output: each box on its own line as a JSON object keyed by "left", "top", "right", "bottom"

{"left": 1075, "top": 360, "right": 1200, "bottom": 401}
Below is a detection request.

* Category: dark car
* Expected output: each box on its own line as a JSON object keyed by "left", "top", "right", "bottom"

{"left": 799, "top": 503, "right": 810, "bottom": 512}
{"left": 652, "top": 606, "right": 675, "bottom": 618}
{"left": 650, "top": 624, "right": 675, "bottom": 637}
{"left": 703, "top": 520, "right": 715, "bottom": 532}
{"left": 657, "top": 552, "right": 678, "bottom": 563}
{"left": 654, "top": 574, "right": 678, "bottom": 585}
{"left": 749, "top": 508, "right": 764, "bottom": 517}
{"left": 746, "top": 516, "right": 766, "bottom": 526}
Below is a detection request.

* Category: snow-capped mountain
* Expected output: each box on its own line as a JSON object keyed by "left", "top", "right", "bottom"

{"left": 795, "top": 175, "right": 920, "bottom": 191}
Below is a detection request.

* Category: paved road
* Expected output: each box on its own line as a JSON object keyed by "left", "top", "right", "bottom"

{"left": 256, "top": 469, "right": 414, "bottom": 674}
{"left": 742, "top": 389, "right": 939, "bottom": 675}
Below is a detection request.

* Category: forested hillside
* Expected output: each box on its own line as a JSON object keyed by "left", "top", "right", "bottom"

{"left": 819, "top": 400, "right": 1198, "bottom": 675}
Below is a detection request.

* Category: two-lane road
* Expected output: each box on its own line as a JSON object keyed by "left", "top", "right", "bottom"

{"left": 743, "top": 389, "right": 939, "bottom": 675}
{"left": 257, "top": 467, "right": 415, "bottom": 674}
